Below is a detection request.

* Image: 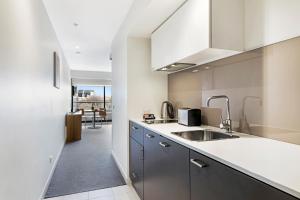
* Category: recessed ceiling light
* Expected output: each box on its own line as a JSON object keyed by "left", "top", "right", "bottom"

{"left": 160, "top": 67, "right": 168, "bottom": 71}
{"left": 192, "top": 69, "right": 199, "bottom": 73}
{"left": 171, "top": 64, "right": 176, "bottom": 67}
{"left": 75, "top": 46, "right": 80, "bottom": 49}
{"left": 205, "top": 66, "right": 210, "bottom": 70}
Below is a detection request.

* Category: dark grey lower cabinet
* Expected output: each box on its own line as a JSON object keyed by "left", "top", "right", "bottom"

{"left": 190, "top": 150, "right": 298, "bottom": 200}
{"left": 129, "top": 122, "right": 299, "bottom": 200}
{"left": 144, "top": 129, "right": 190, "bottom": 200}
{"left": 129, "top": 138, "right": 144, "bottom": 199}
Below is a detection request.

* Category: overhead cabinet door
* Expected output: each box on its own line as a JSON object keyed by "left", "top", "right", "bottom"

{"left": 152, "top": 0, "right": 300, "bottom": 71}
{"left": 245, "top": 0, "right": 300, "bottom": 50}
{"left": 151, "top": 0, "right": 244, "bottom": 71}
{"left": 151, "top": 0, "right": 210, "bottom": 70}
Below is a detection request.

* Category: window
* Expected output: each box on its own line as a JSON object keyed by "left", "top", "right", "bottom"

{"left": 72, "top": 85, "right": 112, "bottom": 121}
{"left": 105, "top": 86, "right": 112, "bottom": 112}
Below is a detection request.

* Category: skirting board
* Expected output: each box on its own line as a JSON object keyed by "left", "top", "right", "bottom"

{"left": 111, "top": 150, "right": 131, "bottom": 184}
{"left": 39, "top": 142, "right": 65, "bottom": 200}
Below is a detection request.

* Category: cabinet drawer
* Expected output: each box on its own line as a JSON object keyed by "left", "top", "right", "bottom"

{"left": 190, "top": 150, "right": 298, "bottom": 200}
{"left": 129, "top": 121, "right": 144, "bottom": 145}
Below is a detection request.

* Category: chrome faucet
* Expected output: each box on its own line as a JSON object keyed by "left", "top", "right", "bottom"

{"left": 206, "top": 95, "right": 233, "bottom": 134}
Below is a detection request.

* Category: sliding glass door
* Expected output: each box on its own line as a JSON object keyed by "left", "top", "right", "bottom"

{"left": 72, "top": 85, "right": 112, "bottom": 121}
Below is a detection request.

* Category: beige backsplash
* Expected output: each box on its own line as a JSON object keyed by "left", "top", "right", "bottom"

{"left": 168, "top": 37, "right": 300, "bottom": 145}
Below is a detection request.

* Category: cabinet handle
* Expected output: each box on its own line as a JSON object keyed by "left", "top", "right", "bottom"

{"left": 159, "top": 142, "right": 170, "bottom": 148}
{"left": 132, "top": 172, "right": 137, "bottom": 179}
{"left": 190, "top": 159, "right": 207, "bottom": 168}
{"left": 146, "top": 134, "right": 154, "bottom": 138}
{"left": 140, "top": 148, "right": 144, "bottom": 160}
{"left": 132, "top": 126, "right": 138, "bottom": 130}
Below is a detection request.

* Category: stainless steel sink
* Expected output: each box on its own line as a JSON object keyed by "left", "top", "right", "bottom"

{"left": 171, "top": 130, "right": 239, "bottom": 141}
{"left": 143, "top": 119, "right": 178, "bottom": 124}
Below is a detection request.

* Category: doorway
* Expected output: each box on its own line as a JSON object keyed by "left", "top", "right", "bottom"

{"left": 45, "top": 85, "right": 126, "bottom": 198}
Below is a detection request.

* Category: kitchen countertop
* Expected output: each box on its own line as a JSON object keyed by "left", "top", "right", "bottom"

{"left": 131, "top": 119, "right": 300, "bottom": 199}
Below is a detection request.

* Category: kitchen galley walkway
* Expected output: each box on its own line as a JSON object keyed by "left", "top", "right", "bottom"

{"left": 45, "top": 124, "right": 125, "bottom": 198}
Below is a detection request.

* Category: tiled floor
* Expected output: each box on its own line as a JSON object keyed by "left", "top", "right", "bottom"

{"left": 45, "top": 185, "right": 140, "bottom": 200}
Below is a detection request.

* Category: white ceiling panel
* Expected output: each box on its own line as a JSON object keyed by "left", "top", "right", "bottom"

{"left": 43, "top": 0, "right": 134, "bottom": 71}
{"left": 129, "top": 0, "right": 186, "bottom": 37}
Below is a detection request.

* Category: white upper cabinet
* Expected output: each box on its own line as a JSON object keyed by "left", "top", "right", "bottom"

{"left": 151, "top": 0, "right": 210, "bottom": 71}
{"left": 151, "top": 0, "right": 300, "bottom": 71}
{"left": 245, "top": 0, "right": 300, "bottom": 50}
{"left": 151, "top": 0, "right": 244, "bottom": 71}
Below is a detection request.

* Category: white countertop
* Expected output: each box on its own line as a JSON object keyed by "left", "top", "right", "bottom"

{"left": 131, "top": 119, "right": 300, "bottom": 199}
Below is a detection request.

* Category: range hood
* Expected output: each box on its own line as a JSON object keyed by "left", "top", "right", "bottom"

{"left": 156, "top": 48, "right": 242, "bottom": 73}
{"left": 157, "top": 63, "right": 196, "bottom": 72}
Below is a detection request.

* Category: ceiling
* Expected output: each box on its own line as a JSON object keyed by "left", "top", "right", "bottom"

{"left": 129, "top": 0, "right": 186, "bottom": 37}
{"left": 43, "top": 0, "right": 186, "bottom": 72}
{"left": 43, "top": 0, "right": 134, "bottom": 72}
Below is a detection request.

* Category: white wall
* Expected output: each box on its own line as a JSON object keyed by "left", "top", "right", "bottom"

{"left": 0, "top": 1, "right": 71, "bottom": 200}
{"left": 71, "top": 70, "right": 112, "bottom": 80}
{"left": 72, "top": 78, "right": 112, "bottom": 86}
{"left": 111, "top": 34, "right": 129, "bottom": 180}
{"left": 111, "top": 36, "right": 167, "bottom": 182}
{"left": 127, "top": 38, "right": 168, "bottom": 118}
{"left": 71, "top": 70, "right": 112, "bottom": 86}
{"left": 111, "top": 0, "right": 168, "bottom": 181}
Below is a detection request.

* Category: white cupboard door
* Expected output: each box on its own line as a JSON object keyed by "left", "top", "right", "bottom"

{"left": 151, "top": 0, "right": 210, "bottom": 70}
{"left": 245, "top": 0, "right": 300, "bottom": 50}
{"left": 211, "top": 0, "right": 245, "bottom": 51}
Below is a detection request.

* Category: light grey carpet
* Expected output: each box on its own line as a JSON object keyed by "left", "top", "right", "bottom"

{"left": 45, "top": 125, "right": 125, "bottom": 198}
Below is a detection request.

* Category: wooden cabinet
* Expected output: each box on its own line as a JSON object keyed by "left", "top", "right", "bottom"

{"left": 144, "top": 129, "right": 190, "bottom": 200}
{"left": 66, "top": 113, "right": 82, "bottom": 143}
{"left": 151, "top": 0, "right": 244, "bottom": 70}
{"left": 190, "top": 150, "right": 298, "bottom": 200}
{"left": 129, "top": 122, "right": 144, "bottom": 199}
{"left": 244, "top": 0, "right": 300, "bottom": 50}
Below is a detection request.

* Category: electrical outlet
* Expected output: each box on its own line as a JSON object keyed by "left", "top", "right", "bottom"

{"left": 49, "top": 156, "right": 54, "bottom": 164}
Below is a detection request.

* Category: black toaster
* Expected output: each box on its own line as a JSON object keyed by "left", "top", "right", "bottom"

{"left": 178, "top": 108, "right": 202, "bottom": 126}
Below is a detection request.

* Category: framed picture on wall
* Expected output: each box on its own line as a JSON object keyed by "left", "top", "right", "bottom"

{"left": 53, "top": 52, "right": 60, "bottom": 89}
